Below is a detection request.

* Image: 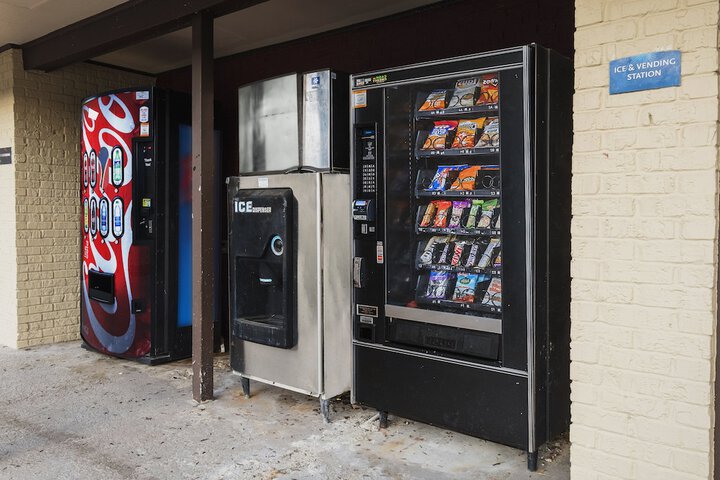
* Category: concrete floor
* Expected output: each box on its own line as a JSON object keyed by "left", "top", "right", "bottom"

{"left": 0, "top": 343, "right": 569, "bottom": 479}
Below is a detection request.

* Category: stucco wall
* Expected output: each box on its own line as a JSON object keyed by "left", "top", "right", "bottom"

{"left": 0, "top": 49, "right": 153, "bottom": 348}
{"left": 572, "top": 1, "right": 719, "bottom": 478}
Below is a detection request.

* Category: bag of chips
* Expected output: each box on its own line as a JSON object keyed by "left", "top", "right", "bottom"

{"left": 419, "top": 90, "right": 448, "bottom": 111}
{"left": 476, "top": 117, "right": 499, "bottom": 148}
{"left": 448, "top": 200, "right": 470, "bottom": 228}
{"left": 432, "top": 200, "right": 453, "bottom": 228}
{"left": 447, "top": 78, "right": 480, "bottom": 109}
{"left": 419, "top": 236, "right": 446, "bottom": 265}
{"left": 482, "top": 277, "right": 502, "bottom": 306}
{"left": 452, "top": 273, "right": 482, "bottom": 302}
{"left": 450, "top": 118, "right": 485, "bottom": 149}
{"left": 450, "top": 166, "right": 482, "bottom": 191}
{"left": 478, "top": 199, "right": 498, "bottom": 228}
{"left": 422, "top": 121, "right": 458, "bottom": 150}
{"left": 476, "top": 73, "right": 499, "bottom": 105}
{"left": 420, "top": 202, "right": 438, "bottom": 227}
{"left": 426, "top": 271, "right": 450, "bottom": 299}
{"left": 493, "top": 250, "right": 502, "bottom": 268}
{"left": 427, "top": 164, "right": 467, "bottom": 191}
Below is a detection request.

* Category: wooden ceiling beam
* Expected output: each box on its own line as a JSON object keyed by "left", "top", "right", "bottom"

{"left": 21, "top": 0, "right": 267, "bottom": 72}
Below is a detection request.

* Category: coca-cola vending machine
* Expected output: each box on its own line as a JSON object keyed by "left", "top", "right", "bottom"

{"left": 80, "top": 87, "right": 202, "bottom": 363}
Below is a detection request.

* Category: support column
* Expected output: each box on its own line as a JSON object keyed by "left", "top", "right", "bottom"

{"left": 191, "top": 11, "right": 215, "bottom": 403}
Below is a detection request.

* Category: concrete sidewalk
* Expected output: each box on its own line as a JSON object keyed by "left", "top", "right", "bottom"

{"left": 0, "top": 343, "right": 569, "bottom": 479}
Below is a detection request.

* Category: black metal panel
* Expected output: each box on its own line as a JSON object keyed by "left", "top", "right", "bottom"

{"left": 354, "top": 345, "right": 528, "bottom": 449}
{"left": 330, "top": 71, "right": 350, "bottom": 171}
{"left": 538, "top": 47, "right": 572, "bottom": 442}
{"left": 352, "top": 87, "right": 386, "bottom": 344}
{"left": 88, "top": 270, "right": 114, "bottom": 304}
{"left": 353, "top": 49, "right": 524, "bottom": 90}
{"left": 227, "top": 186, "right": 296, "bottom": 349}
{"left": 497, "top": 67, "right": 528, "bottom": 371}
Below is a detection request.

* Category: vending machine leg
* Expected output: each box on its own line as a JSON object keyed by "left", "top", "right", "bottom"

{"left": 241, "top": 377, "right": 251, "bottom": 399}
{"left": 527, "top": 450, "right": 538, "bottom": 471}
{"left": 378, "top": 410, "right": 389, "bottom": 429}
{"left": 320, "top": 398, "right": 331, "bottom": 423}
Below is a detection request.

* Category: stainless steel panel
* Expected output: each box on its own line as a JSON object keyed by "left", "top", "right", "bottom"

{"left": 385, "top": 304, "right": 502, "bottom": 335}
{"left": 236, "top": 173, "right": 321, "bottom": 395}
{"left": 302, "top": 71, "right": 331, "bottom": 170}
{"left": 238, "top": 74, "right": 300, "bottom": 173}
{"left": 320, "top": 173, "right": 352, "bottom": 399}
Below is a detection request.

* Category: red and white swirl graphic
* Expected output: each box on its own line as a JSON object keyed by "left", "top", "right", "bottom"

{"left": 80, "top": 90, "right": 152, "bottom": 357}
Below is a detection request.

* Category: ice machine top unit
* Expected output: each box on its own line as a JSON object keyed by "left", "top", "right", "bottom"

{"left": 237, "top": 70, "right": 349, "bottom": 174}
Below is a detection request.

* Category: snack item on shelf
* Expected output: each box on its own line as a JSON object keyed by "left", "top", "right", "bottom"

{"left": 465, "top": 240, "right": 483, "bottom": 267}
{"left": 422, "top": 121, "right": 458, "bottom": 150}
{"left": 476, "top": 73, "right": 499, "bottom": 105}
{"left": 419, "top": 236, "right": 446, "bottom": 265}
{"left": 420, "top": 202, "right": 438, "bottom": 227}
{"left": 450, "top": 118, "right": 485, "bottom": 149}
{"left": 428, "top": 164, "right": 467, "bottom": 191}
{"left": 426, "top": 271, "right": 451, "bottom": 299}
{"left": 438, "top": 240, "right": 453, "bottom": 264}
{"left": 494, "top": 214, "right": 501, "bottom": 229}
{"left": 452, "top": 273, "right": 484, "bottom": 302}
{"left": 465, "top": 199, "right": 484, "bottom": 228}
{"left": 477, "top": 117, "right": 499, "bottom": 148}
{"left": 448, "top": 200, "right": 470, "bottom": 228}
{"left": 493, "top": 250, "right": 502, "bottom": 268}
{"left": 419, "top": 90, "right": 448, "bottom": 111}
{"left": 478, "top": 199, "right": 498, "bottom": 228}
{"left": 478, "top": 238, "right": 500, "bottom": 268}
{"left": 432, "top": 200, "right": 453, "bottom": 228}
{"left": 482, "top": 277, "right": 502, "bottom": 307}
{"left": 447, "top": 78, "right": 480, "bottom": 108}
{"left": 450, "top": 240, "right": 468, "bottom": 266}
{"left": 450, "top": 165, "right": 482, "bottom": 190}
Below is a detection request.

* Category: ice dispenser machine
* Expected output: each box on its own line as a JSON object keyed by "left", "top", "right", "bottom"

{"left": 228, "top": 187, "right": 295, "bottom": 349}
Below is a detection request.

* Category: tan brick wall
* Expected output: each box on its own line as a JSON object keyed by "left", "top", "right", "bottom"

{"left": 572, "top": 1, "right": 719, "bottom": 479}
{"left": 5, "top": 49, "right": 153, "bottom": 348}
{"left": 0, "top": 50, "right": 18, "bottom": 348}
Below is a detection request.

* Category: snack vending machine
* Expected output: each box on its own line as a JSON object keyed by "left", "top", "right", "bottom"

{"left": 80, "top": 87, "right": 204, "bottom": 363}
{"left": 350, "top": 45, "right": 571, "bottom": 468}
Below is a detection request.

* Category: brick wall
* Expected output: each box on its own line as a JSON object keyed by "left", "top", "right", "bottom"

{"left": 572, "top": 1, "right": 719, "bottom": 478}
{"left": 0, "top": 50, "right": 18, "bottom": 347}
{"left": 0, "top": 49, "right": 152, "bottom": 348}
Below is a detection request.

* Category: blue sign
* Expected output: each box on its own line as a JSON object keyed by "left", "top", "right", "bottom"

{"left": 609, "top": 50, "right": 681, "bottom": 94}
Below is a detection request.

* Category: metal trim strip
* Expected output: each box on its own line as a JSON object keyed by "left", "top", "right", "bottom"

{"left": 522, "top": 45, "right": 537, "bottom": 456}
{"left": 385, "top": 304, "right": 502, "bottom": 335}
{"left": 353, "top": 340, "right": 528, "bottom": 378}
